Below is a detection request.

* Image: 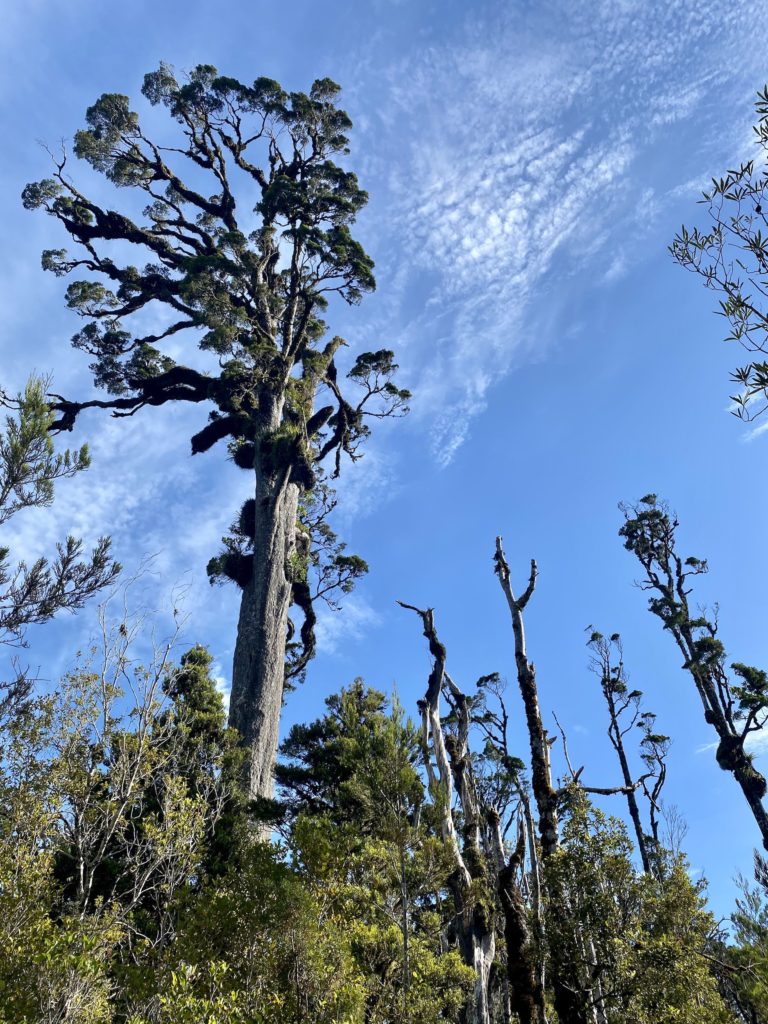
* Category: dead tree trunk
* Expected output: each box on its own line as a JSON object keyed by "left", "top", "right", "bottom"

{"left": 493, "top": 542, "right": 558, "bottom": 859}
{"left": 401, "top": 603, "right": 495, "bottom": 1024}
{"left": 493, "top": 538, "right": 588, "bottom": 1024}
{"left": 489, "top": 811, "right": 546, "bottom": 1024}
{"left": 401, "top": 602, "right": 548, "bottom": 1024}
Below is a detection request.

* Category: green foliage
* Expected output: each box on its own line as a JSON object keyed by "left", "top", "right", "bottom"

{"left": 719, "top": 856, "right": 768, "bottom": 1020}
{"left": 0, "top": 377, "right": 89, "bottom": 518}
{"left": 671, "top": 85, "right": 768, "bottom": 422}
{"left": 281, "top": 682, "right": 473, "bottom": 1023}
{"left": 25, "top": 63, "right": 411, "bottom": 706}
{"left": 0, "top": 376, "right": 119, "bottom": 648}
{"left": 0, "top": 653, "right": 748, "bottom": 1024}
{"left": 276, "top": 680, "right": 420, "bottom": 826}
{"left": 162, "top": 843, "right": 366, "bottom": 1024}
{"left": 546, "top": 799, "right": 732, "bottom": 1023}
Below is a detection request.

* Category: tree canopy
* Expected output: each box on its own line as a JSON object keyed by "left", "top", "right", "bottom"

{"left": 24, "top": 63, "right": 409, "bottom": 803}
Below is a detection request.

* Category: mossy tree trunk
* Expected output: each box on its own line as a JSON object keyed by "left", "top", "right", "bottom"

{"left": 229, "top": 405, "right": 300, "bottom": 803}
{"left": 494, "top": 539, "right": 590, "bottom": 1024}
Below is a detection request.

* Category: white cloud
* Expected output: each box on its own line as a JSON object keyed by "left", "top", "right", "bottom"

{"left": 366, "top": 0, "right": 768, "bottom": 462}
{"left": 746, "top": 729, "right": 768, "bottom": 758}
{"left": 697, "top": 731, "right": 768, "bottom": 760}
{"left": 332, "top": 443, "right": 400, "bottom": 525}
{"left": 696, "top": 741, "right": 718, "bottom": 754}
{"left": 742, "top": 418, "right": 768, "bottom": 443}
{"left": 315, "top": 594, "right": 381, "bottom": 657}
{"left": 211, "top": 659, "right": 231, "bottom": 711}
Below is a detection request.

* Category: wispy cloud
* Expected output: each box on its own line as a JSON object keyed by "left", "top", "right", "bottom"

{"left": 696, "top": 741, "right": 718, "bottom": 754}
{"left": 365, "top": 0, "right": 768, "bottom": 462}
{"left": 746, "top": 729, "right": 768, "bottom": 758}
{"left": 697, "top": 731, "right": 768, "bottom": 760}
{"left": 316, "top": 593, "right": 381, "bottom": 657}
{"left": 742, "top": 418, "right": 768, "bottom": 443}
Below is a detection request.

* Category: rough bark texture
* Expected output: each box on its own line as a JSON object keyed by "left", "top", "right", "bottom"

{"left": 490, "top": 812, "right": 546, "bottom": 1024}
{"left": 402, "top": 604, "right": 495, "bottom": 1024}
{"left": 229, "top": 409, "right": 300, "bottom": 803}
{"left": 494, "top": 538, "right": 588, "bottom": 1024}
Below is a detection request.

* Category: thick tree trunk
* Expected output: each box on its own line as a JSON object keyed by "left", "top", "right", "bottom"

{"left": 229, "top": 415, "right": 299, "bottom": 804}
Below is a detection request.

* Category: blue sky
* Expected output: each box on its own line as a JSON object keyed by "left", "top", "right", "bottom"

{"left": 2, "top": 0, "right": 768, "bottom": 915}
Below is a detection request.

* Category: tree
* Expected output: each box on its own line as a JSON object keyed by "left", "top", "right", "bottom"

{"left": 493, "top": 539, "right": 587, "bottom": 1024}
{"left": 0, "top": 581, "right": 250, "bottom": 1023}
{"left": 546, "top": 797, "right": 731, "bottom": 1024}
{"left": 0, "top": 376, "right": 118, "bottom": 653}
{"left": 400, "top": 601, "right": 544, "bottom": 1024}
{"left": 493, "top": 538, "right": 682, "bottom": 1023}
{"left": 586, "top": 630, "right": 669, "bottom": 876}
{"left": 280, "top": 681, "right": 473, "bottom": 1024}
{"left": 620, "top": 494, "right": 768, "bottom": 850}
{"left": 274, "top": 679, "right": 410, "bottom": 826}
{"left": 671, "top": 85, "right": 768, "bottom": 422}
{"left": 716, "top": 853, "right": 768, "bottom": 1022}
{"left": 157, "top": 843, "right": 366, "bottom": 1024}
{"left": 23, "top": 63, "right": 410, "bottom": 803}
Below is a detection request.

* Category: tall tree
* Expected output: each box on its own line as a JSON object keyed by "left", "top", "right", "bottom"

{"left": 493, "top": 540, "right": 588, "bottom": 1024}
{"left": 670, "top": 84, "right": 768, "bottom": 422}
{"left": 23, "top": 64, "right": 409, "bottom": 801}
{"left": 620, "top": 494, "right": 768, "bottom": 850}
{"left": 276, "top": 680, "right": 473, "bottom": 1024}
{"left": 493, "top": 539, "right": 666, "bottom": 1023}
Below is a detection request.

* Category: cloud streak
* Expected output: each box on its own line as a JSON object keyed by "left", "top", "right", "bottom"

{"left": 364, "top": 0, "right": 768, "bottom": 461}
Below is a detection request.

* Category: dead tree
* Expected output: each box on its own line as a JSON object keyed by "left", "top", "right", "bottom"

{"left": 494, "top": 539, "right": 655, "bottom": 1024}
{"left": 473, "top": 672, "right": 546, "bottom": 1015}
{"left": 399, "top": 602, "right": 546, "bottom": 1024}
{"left": 400, "top": 602, "right": 495, "bottom": 1024}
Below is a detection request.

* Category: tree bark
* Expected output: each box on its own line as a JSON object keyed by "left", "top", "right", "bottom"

{"left": 402, "top": 604, "right": 495, "bottom": 1024}
{"left": 494, "top": 538, "right": 588, "bottom": 1024}
{"left": 229, "top": 409, "right": 300, "bottom": 804}
{"left": 493, "top": 543, "right": 558, "bottom": 860}
{"left": 489, "top": 812, "right": 546, "bottom": 1024}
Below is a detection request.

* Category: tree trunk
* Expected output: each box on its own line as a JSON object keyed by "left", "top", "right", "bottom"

{"left": 229, "top": 411, "right": 300, "bottom": 804}
{"left": 608, "top": 707, "right": 652, "bottom": 875}
{"left": 403, "top": 604, "right": 495, "bottom": 1024}
{"left": 494, "top": 539, "right": 589, "bottom": 1024}
{"left": 490, "top": 812, "right": 546, "bottom": 1024}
